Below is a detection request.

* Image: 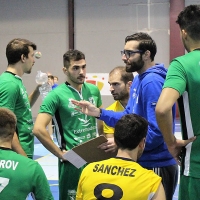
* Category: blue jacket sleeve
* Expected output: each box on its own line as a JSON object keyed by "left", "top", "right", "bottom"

{"left": 99, "top": 103, "right": 131, "bottom": 127}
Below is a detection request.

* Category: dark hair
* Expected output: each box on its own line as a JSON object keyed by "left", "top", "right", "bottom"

{"left": 109, "top": 66, "right": 133, "bottom": 84}
{"left": 125, "top": 32, "right": 157, "bottom": 61}
{"left": 6, "top": 38, "right": 37, "bottom": 65}
{"left": 48, "top": 75, "right": 54, "bottom": 80}
{"left": 63, "top": 49, "right": 85, "bottom": 68}
{"left": 0, "top": 108, "right": 16, "bottom": 139}
{"left": 176, "top": 5, "right": 200, "bottom": 40}
{"left": 114, "top": 114, "right": 148, "bottom": 150}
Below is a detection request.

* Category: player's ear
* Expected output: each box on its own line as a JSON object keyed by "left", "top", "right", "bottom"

{"left": 21, "top": 54, "right": 26, "bottom": 63}
{"left": 143, "top": 50, "right": 150, "bottom": 61}
{"left": 63, "top": 67, "right": 68, "bottom": 75}
{"left": 181, "top": 29, "right": 188, "bottom": 40}
{"left": 139, "top": 137, "right": 146, "bottom": 150}
{"left": 127, "top": 81, "right": 132, "bottom": 88}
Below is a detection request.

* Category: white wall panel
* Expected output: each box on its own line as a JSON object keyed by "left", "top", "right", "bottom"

{"left": 0, "top": 0, "right": 68, "bottom": 117}
{"left": 0, "top": 0, "right": 172, "bottom": 114}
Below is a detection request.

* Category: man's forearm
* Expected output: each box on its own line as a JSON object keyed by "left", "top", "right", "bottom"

{"left": 156, "top": 109, "right": 175, "bottom": 146}
{"left": 33, "top": 128, "right": 64, "bottom": 159}
{"left": 29, "top": 85, "right": 40, "bottom": 107}
{"left": 99, "top": 109, "right": 124, "bottom": 127}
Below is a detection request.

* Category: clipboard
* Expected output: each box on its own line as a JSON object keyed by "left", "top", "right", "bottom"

{"left": 63, "top": 135, "right": 117, "bottom": 168}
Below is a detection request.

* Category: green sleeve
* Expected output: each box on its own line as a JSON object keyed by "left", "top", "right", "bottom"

{"left": 163, "top": 59, "right": 187, "bottom": 95}
{"left": 0, "top": 82, "right": 19, "bottom": 111}
{"left": 32, "top": 163, "right": 54, "bottom": 200}
{"left": 96, "top": 88, "right": 102, "bottom": 108}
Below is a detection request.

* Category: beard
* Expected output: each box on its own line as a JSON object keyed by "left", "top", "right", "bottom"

{"left": 112, "top": 91, "right": 129, "bottom": 101}
{"left": 126, "top": 56, "right": 144, "bottom": 72}
{"left": 25, "top": 69, "right": 32, "bottom": 74}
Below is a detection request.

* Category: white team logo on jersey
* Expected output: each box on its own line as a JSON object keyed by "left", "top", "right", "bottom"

{"left": 78, "top": 115, "right": 91, "bottom": 127}
{"left": 69, "top": 98, "right": 82, "bottom": 117}
{"left": 68, "top": 189, "right": 76, "bottom": 200}
{"left": 88, "top": 97, "right": 95, "bottom": 105}
{"left": 68, "top": 98, "right": 77, "bottom": 108}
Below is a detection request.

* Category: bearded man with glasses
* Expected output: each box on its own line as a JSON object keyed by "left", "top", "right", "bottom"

{"left": 72, "top": 32, "right": 178, "bottom": 200}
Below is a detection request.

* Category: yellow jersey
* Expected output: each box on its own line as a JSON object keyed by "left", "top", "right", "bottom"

{"left": 76, "top": 157, "right": 161, "bottom": 200}
{"left": 103, "top": 101, "right": 124, "bottom": 134}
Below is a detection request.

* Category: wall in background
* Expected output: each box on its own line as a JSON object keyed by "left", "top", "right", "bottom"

{"left": 0, "top": 0, "right": 68, "bottom": 117}
{"left": 0, "top": 0, "right": 196, "bottom": 117}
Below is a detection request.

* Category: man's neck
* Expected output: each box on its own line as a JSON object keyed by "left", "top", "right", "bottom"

{"left": 137, "top": 61, "right": 155, "bottom": 75}
{"left": 66, "top": 80, "right": 83, "bottom": 92}
{"left": 116, "top": 149, "right": 138, "bottom": 162}
{"left": 0, "top": 141, "right": 12, "bottom": 149}
{"left": 7, "top": 64, "right": 23, "bottom": 77}
{"left": 119, "top": 99, "right": 128, "bottom": 108}
{"left": 186, "top": 37, "right": 200, "bottom": 52}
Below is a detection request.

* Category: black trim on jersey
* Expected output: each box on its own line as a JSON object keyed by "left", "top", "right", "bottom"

{"left": 5, "top": 71, "right": 16, "bottom": 76}
{"left": 54, "top": 109, "right": 66, "bottom": 150}
{"left": 177, "top": 96, "right": 188, "bottom": 139}
{"left": 115, "top": 156, "right": 135, "bottom": 162}
{"left": 193, "top": 48, "right": 200, "bottom": 51}
{"left": 65, "top": 81, "right": 70, "bottom": 86}
{"left": 177, "top": 96, "right": 187, "bottom": 175}
{"left": 0, "top": 147, "right": 14, "bottom": 151}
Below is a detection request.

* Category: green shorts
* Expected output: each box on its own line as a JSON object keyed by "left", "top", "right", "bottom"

{"left": 58, "top": 160, "right": 86, "bottom": 200}
{"left": 179, "top": 175, "right": 200, "bottom": 200}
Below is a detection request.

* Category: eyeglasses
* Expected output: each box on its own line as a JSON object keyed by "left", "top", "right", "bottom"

{"left": 120, "top": 50, "right": 143, "bottom": 59}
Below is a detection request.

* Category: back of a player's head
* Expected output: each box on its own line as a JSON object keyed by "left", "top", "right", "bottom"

{"left": 114, "top": 114, "right": 148, "bottom": 150}
{"left": 109, "top": 66, "right": 134, "bottom": 84}
{"left": 176, "top": 5, "right": 200, "bottom": 40}
{"left": 48, "top": 75, "right": 54, "bottom": 80}
{"left": 6, "top": 38, "right": 37, "bottom": 65}
{"left": 0, "top": 108, "right": 16, "bottom": 140}
{"left": 63, "top": 49, "right": 85, "bottom": 69}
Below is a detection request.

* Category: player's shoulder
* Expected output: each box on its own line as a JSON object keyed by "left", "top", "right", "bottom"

{"left": 0, "top": 73, "right": 19, "bottom": 84}
{"left": 2, "top": 150, "right": 40, "bottom": 169}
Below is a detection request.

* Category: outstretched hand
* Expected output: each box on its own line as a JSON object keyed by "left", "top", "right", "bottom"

{"left": 71, "top": 99, "right": 101, "bottom": 117}
{"left": 167, "top": 136, "right": 196, "bottom": 165}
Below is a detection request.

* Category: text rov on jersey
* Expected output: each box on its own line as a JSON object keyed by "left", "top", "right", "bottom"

{"left": 0, "top": 160, "right": 19, "bottom": 170}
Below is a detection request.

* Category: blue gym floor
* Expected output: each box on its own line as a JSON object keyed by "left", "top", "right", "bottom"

{"left": 28, "top": 119, "right": 182, "bottom": 200}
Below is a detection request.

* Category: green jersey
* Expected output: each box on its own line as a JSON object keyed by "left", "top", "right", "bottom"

{"left": 0, "top": 147, "right": 53, "bottom": 200}
{"left": 163, "top": 50, "right": 200, "bottom": 178}
{"left": 0, "top": 72, "right": 34, "bottom": 158}
{"left": 39, "top": 82, "right": 102, "bottom": 200}
{"left": 39, "top": 82, "right": 102, "bottom": 150}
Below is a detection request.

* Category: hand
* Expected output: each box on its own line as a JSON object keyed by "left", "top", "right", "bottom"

{"left": 167, "top": 136, "right": 196, "bottom": 165}
{"left": 71, "top": 99, "right": 100, "bottom": 117}
{"left": 60, "top": 149, "right": 68, "bottom": 162}
{"left": 98, "top": 138, "right": 117, "bottom": 153}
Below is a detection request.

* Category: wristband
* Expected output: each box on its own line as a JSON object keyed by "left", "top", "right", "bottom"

{"left": 95, "top": 108, "right": 102, "bottom": 119}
